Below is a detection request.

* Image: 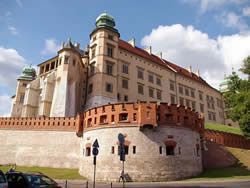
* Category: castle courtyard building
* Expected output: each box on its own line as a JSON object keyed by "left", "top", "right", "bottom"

{"left": 11, "top": 12, "right": 225, "bottom": 125}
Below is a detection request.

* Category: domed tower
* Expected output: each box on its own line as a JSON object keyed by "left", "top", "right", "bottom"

{"left": 10, "top": 66, "right": 36, "bottom": 117}
{"left": 86, "top": 12, "right": 120, "bottom": 109}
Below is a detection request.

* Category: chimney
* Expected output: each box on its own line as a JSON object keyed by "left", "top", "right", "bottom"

{"left": 128, "top": 38, "right": 135, "bottom": 47}
{"left": 187, "top": 66, "right": 192, "bottom": 73}
{"left": 157, "top": 52, "right": 162, "bottom": 59}
{"left": 75, "top": 42, "right": 80, "bottom": 49}
{"left": 196, "top": 69, "right": 200, "bottom": 77}
{"left": 144, "top": 46, "right": 152, "bottom": 54}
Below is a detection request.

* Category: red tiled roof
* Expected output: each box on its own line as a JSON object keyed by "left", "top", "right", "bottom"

{"left": 118, "top": 39, "right": 214, "bottom": 89}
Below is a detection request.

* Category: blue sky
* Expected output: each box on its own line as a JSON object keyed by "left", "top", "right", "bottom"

{"left": 0, "top": 0, "right": 250, "bottom": 115}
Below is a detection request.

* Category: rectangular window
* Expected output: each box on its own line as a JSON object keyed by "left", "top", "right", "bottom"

{"left": 170, "top": 80, "right": 175, "bottom": 91}
{"left": 107, "top": 46, "right": 113, "bottom": 57}
{"left": 91, "top": 48, "right": 96, "bottom": 59}
{"left": 122, "top": 64, "right": 129, "bottom": 74}
{"left": 20, "top": 94, "right": 25, "bottom": 104}
{"left": 199, "top": 91, "right": 203, "bottom": 101}
{"left": 179, "top": 85, "right": 183, "bottom": 94}
{"left": 90, "top": 64, "right": 95, "bottom": 75}
{"left": 45, "top": 64, "right": 50, "bottom": 72}
{"left": 138, "top": 84, "right": 144, "bottom": 94}
{"left": 88, "top": 84, "right": 93, "bottom": 94}
{"left": 86, "top": 147, "right": 91, "bottom": 156}
{"left": 171, "top": 94, "right": 176, "bottom": 104}
{"left": 156, "top": 77, "right": 161, "bottom": 86}
{"left": 148, "top": 73, "right": 154, "bottom": 83}
{"left": 200, "top": 103, "right": 204, "bottom": 113}
{"left": 191, "top": 101, "right": 196, "bottom": 110}
{"left": 186, "top": 99, "right": 190, "bottom": 107}
{"left": 106, "top": 63, "right": 113, "bottom": 75}
{"left": 51, "top": 61, "right": 55, "bottom": 69}
{"left": 185, "top": 87, "right": 189, "bottom": 96}
{"left": 191, "top": 89, "right": 195, "bottom": 98}
{"left": 124, "top": 95, "right": 128, "bottom": 102}
{"left": 179, "top": 97, "right": 184, "bottom": 106}
{"left": 106, "top": 83, "right": 113, "bottom": 93}
{"left": 149, "top": 88, "right": 154, "bottom": 98}
{"left": 157, "top": 90, "right": 162, "bottom": 100}
{"left": 133, "top": 146, "right": 136, "bottom": 154}
{"left": 166, "top": 146, "right": 174, "bottom": 156}
{"left": 111, "top": 146, "right": 115, "bottom": 154}
{"left": 108, "top": 34, "right": 114, "bottom": 40}
{"left": 159, "top": 146, "right": 162, "bottom": 154}
{"left": 40, "top": 66, "right": 44, "bottom": 74}
{"left": 122, "top": 79, "right": 128, "bottom": 89}
{"left": 212, "top": 113, "right": 216, "bottom": 121}
{"left": 137, "top": 69, "right": 144, "bottom": 79}
{"left": 119, "top": 113, "right": 128, "bottom": 121}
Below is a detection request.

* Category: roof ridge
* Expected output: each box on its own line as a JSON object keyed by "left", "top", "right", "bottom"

{"left": 118, "top": 39, "right": 219, "bottom": 92}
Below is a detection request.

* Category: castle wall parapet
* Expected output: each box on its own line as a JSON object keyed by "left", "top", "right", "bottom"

{"left": 82, "top": 102, "right": 204, "bottom": 133}
{"left": 204, "top": 129, "right": 250, "bottom": 149}
{"left": 0, "top": 102, "right": 204, "bottom": 134}
{"left": 0, "top": 115, "right": 82, "bottom": 132}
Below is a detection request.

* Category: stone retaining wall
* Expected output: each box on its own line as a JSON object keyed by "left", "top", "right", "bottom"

{"left": 0, "top": 130, "right": 81, "bottom": 168}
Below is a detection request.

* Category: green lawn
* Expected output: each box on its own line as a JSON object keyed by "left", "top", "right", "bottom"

{"left": 187, "top": 146, "right": 250, "bottom": 181}
{"left": 0, "top": 166, "right": 85, "bottom": 180}
{"left": 188, "top": 165, "right": 250, "bottom": 181}
{"left": 205, "top": 123, "right": 243, "bottom": 136}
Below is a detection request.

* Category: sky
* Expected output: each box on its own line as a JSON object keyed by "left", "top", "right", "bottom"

{"left": 0, "top": 0, "right": 250, "bottom": 116}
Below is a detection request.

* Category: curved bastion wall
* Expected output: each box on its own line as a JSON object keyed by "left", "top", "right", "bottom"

{"left": 80, "top": 126, "right": 202, "bottom": 182}
{"left": 79, "top": 102, "right": 204, "bottom": 181}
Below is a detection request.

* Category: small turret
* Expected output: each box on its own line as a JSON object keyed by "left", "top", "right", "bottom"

{"left": 18, "top": 66, "right": 36, "bottom": 81}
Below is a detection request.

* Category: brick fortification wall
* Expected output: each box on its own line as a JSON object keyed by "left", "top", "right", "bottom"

{"left": 0, "top": 101, "right": 248, "bottom": 181}
{"left": 204, "top": 129, "right": 250, "bottom": 149}
{"left": 80, "top": 102, "right": 204, "bottom": 181}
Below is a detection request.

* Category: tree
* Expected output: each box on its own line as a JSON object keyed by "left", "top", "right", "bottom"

{"left": 224, "top": 56, "right": 250, "bottom": 138}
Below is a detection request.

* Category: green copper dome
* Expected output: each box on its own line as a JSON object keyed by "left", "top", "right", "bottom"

{"left": 18, "top": 66, "right": 36, "bottom": 81}
{"left": 95, "top": 12, "right": 116, "bottom": 28}
{"left": 90, "top": 12, "right": 119, "bottom": 37}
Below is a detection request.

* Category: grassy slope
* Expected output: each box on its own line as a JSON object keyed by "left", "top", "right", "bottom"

{"left": 0, "top": 166, "right": 85, "bottom": 180}
{"left": 188, "top": 147, "right": 250, "bottom": 181}
{"left": 205, "top": 123, "right": 243, "bottom": 136}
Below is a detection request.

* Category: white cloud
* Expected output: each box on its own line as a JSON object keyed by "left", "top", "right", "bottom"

{"left": 41, "top": 38, "right": 60, "bottom": 55}
{"left": 16, "top": 0, "right": 23, "bottom": 8}
{"left": 141, "top": 24, "right": 250, "bottom": 89}
{"left": 0, "top": 47, "right": 27, "bottom": 116}
{"left": 0, "top": 46, "right": 27, "bottom": 89}
{"left": 183, "top": 0, "right": 247, "bottom": 13}
{"left": 243, "top": 6, "right": 250, "bottom": 16}
{"left": 8, "top": 26, "right": 19, "bottom": 35}
{"left": 216, "top": 11, "right": 248, "bottom": 31}
{"left": 0, "top": 95, "right": 12, "bottom": 117}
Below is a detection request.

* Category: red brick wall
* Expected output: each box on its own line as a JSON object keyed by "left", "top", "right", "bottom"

{"left": 0, "top": 102, "right": 205, "bottom": 135}
{"left": 82, "top": 102, "right": 204, "bottom": 133}
{"left": 204, "top": 129, "right": 250, "bottom": 149}
{"left": 0, "top": 115, "right": 81, "bottom": 133}
{"left": 202, "top": 140, "right": 238, "bottom": 169}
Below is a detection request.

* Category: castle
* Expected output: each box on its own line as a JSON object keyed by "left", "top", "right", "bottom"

{"left": 11, "top": 12, "right": 225, "bottom": 125}
{"left": 1, "top": 13, "right": 248, "bottom": 182}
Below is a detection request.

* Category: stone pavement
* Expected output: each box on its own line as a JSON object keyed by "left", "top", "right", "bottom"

{"left": 57, "top": 179, "right": 250, "bottom": 188}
